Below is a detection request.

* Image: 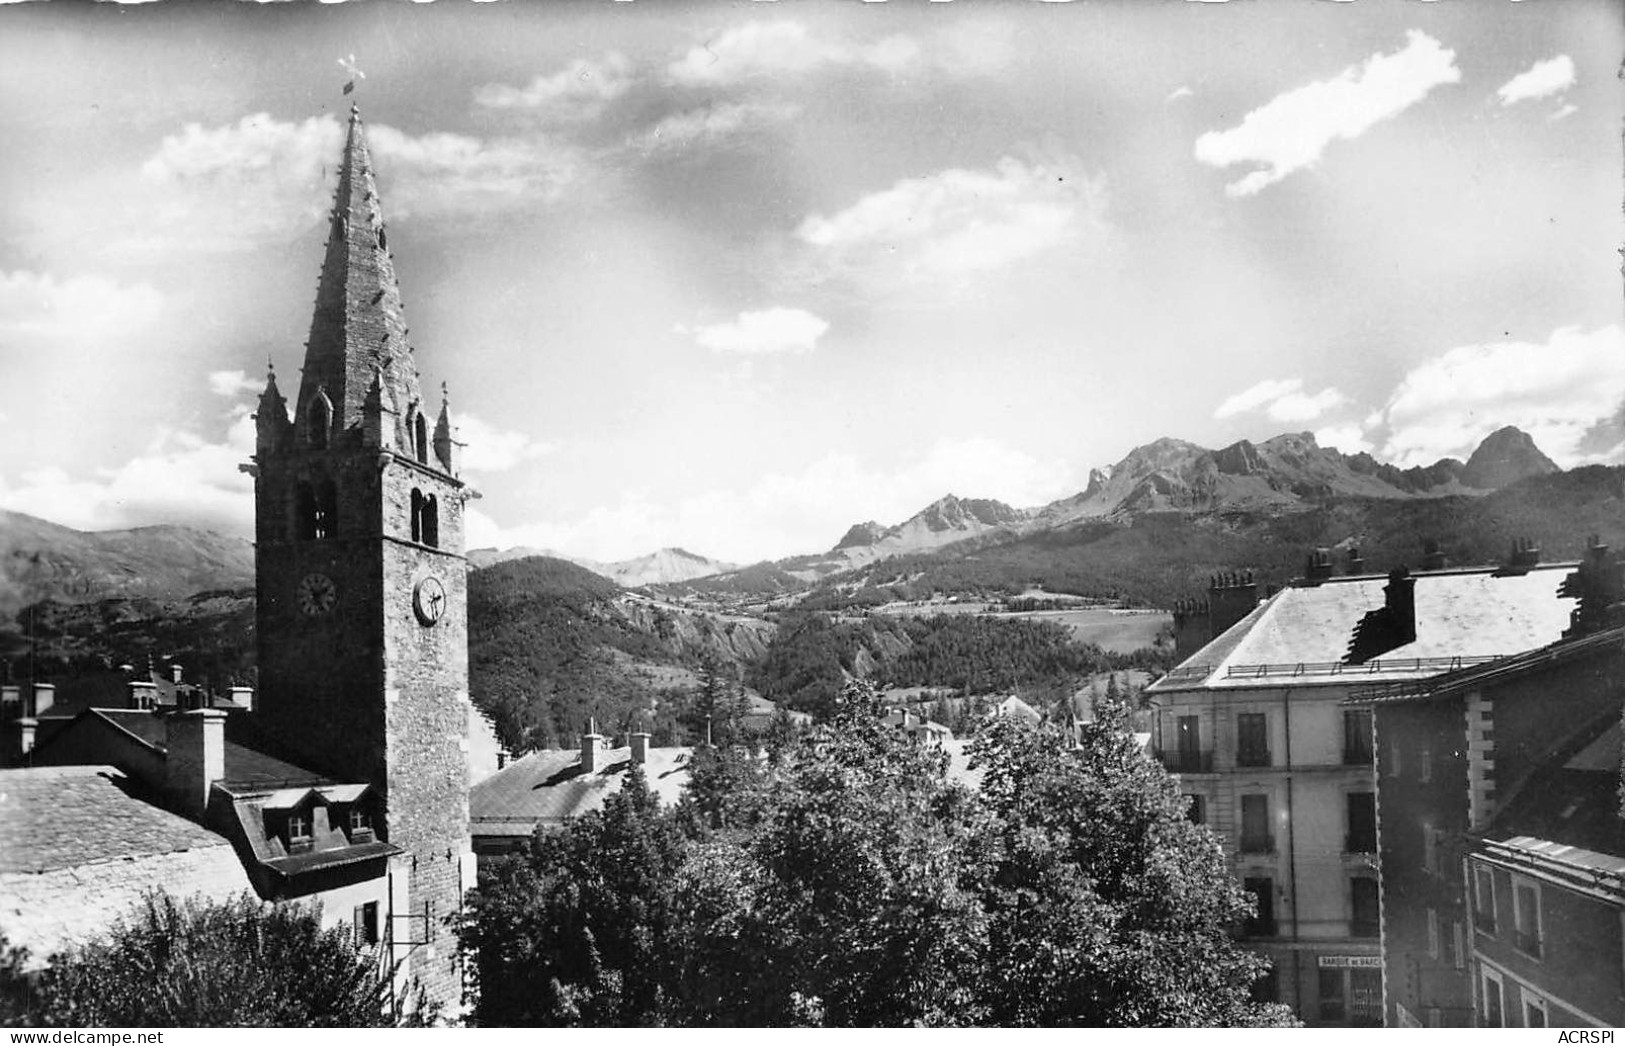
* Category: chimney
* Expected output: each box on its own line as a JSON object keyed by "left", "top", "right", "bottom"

{"left": 580, "top": 722, "right": 605, "bottom": 773}
{"left": 1208, "top": 571, "right": 1260, "bottom": 638}
{"left": 496, "top": 749, "right": 509, "bottom": 771}
{"left": 1172, "top": 597, "right": 1211, "bottom": 660}
{"left": 127, "top": 678, "right": 158, "bottom": 711}
{"left": 228, "top": 686, "right": 255, "bottom": 712}
{"left": 1559, "top": 535, "right": 1625, "bottom": 638}
{"left": 11, "top": 717, "right": 38, "bottom": 762}
{"left": 1420, "top": 539, "right": 1447, "bottom": 571}
{"left": 1, "top": 685, "right": 20, "bottom": 723}
{"left": 1505, "top": 536, "right": 1541, "bottom": 572}
{"left": 164, "top": 708, "right": 226, "bottom": 820}
{"left": 1384, "top": 567, "right": 1417, "bottom": 646}
{"left": 1304, "top": 548, "right": 1334, "bottom": 582}
{"left": 30, "top": 683, "right": 54, "bottom": 719}
{"left": 1346, "top": 546, "right": 1366, "bottom": 575}
{"left": 630, "top": 730, "right": 650, "bottom": 766}
{"left": 170, "top": 662, "right": 184, "bottom": 685}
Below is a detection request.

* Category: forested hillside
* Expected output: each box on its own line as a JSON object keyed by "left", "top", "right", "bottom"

{"left": 746, "top": 611, "right": 1168, "bottom": 719}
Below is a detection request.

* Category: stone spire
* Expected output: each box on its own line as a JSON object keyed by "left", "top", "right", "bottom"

{"left": 296, "top": 104, "right": 421, "bottom": 447}
{"left": 255, "top": 358, "right": 290, "bottom": 454}
{"left": 433, "top": 381, "right": 455, "bottom": 472}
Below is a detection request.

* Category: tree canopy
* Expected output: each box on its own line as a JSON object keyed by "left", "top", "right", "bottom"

{"left": 6, "top": 892, "right": 428, "bottom": 1028}
{"left": 463, "top": 682, "right": 1296, "bottom": 1028}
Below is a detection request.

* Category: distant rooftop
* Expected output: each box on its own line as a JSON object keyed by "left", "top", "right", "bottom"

{"left": 1150, "top": 562, "right": 1579, "bottom": 692}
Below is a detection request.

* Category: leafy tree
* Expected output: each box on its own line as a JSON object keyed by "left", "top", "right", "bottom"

{"left": 461, "top": 685, "right": 1298, "bottom": 1028}
{"left": 0, "top": 934, "right": 33, "bottom": 1027}
{"left": 967, "top": 702, "right": 1296, "bottom": 1026}
{"left": 465, "top": 767, "right": 687, "bottom": 1026}
{"left": 21, "top": 892, "right": 424, "bottom": 1027}
{"left": 718, "top": 681, "right": 989, "bottom": 1026}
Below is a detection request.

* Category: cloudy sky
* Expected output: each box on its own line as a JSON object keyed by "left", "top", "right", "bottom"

{"left": 1, "top": 1, "right": 1620, "bottom": 564}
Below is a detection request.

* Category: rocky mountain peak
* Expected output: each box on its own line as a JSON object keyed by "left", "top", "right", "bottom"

{"left": 1462, "top": 426, "right": 1560, "bottom": 489}
{"left": 834, "top": 521, "right": 886, "bottom": 550}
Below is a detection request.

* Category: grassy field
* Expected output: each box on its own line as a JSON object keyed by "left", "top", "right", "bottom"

{"left": 991, "top": 608, "right": 1171, "bottom": 654}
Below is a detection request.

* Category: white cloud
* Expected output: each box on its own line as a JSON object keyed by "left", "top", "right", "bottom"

{"left": 1314, "top": 424, "right": 1375, "bottom": 456}
{"left": 668, "top": 20, "right": 919, "bottom": 85}
{"left": 1497, "top": 55, "right": 1575, "bottom": 106}
{"left": 1214, "top": 378, "right": 1303, "bottom": 419}
{"left": 1194, "top": 30, "right": 1460, "bottom": 196}
{"left": 1267, "top": 387, "right": 1347, "bottom": 423}
{"left": 474, "top": 53, "right": 634, "bottom": 121}
{"left": 1167, "top": 86, "right": 1193, "bottom": 103}
{"left": 796, "top": 157, "right": 1105, "bottom": 286}
{"left": 630, "top": 101, "right": 799, "bottom": 156}
{"left": 0, "top": 269, "right": 164, "bottom": 362}
{"left": 1374, "top": 325, "right": 1625, "bottom": 467}
{"left": 465, "top": 435, "right": 1078, "bottom": 564}
{"left": 1549, "top": 104, "right": 1579, "bottom": 122}
{"left": 368, "top": 125, "right": 579, "bottom": 217}
{"left": 683, "top": 308, "right": 829, "bottom": 355}
{"left": 206, "top": 370, "right": 263, "bottom": 398}
{"left": 1215, "top": 377, "right": 1346, "bottom": 423}
{"left": 453, "top": 414, "right": 556, "bottom": 473}
{"left": 132, "top": 113, "right": 578, "bottom": 250}
{"left": 0, "top": 411, "right": 256, "bottom": 535}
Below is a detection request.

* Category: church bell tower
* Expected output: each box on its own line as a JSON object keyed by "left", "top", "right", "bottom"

{"left": 250, "top": 104, "right": 471, "bottom": 1010}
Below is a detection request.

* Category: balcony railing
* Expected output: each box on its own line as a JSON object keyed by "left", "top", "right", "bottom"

{"left": 1237, "top": 747, "right": 1272, "bottom": 768}
{"left": 1515, "top": 929, "right": 1542, "bottom": 958}
{"left": 1345, "top": 833, "right": 1377, "bottom": 854}
{"left": 1475, "top": 908, "right": 1496, "bottom": 935}
{"left": 1160, "top": 750, "right": 1214, "bottom": 774}
{"left": 1239, "top": 834, "right": 1275, "bottom": 856}
{"left": 1351, "top": 918, "right": 1380, "bottom": 939}
{"left": 1343, "top": 744, "right": 1374, "bottom": 766}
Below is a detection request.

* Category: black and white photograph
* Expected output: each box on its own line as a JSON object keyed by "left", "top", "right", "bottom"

{"left": 0, "top": 0, "right": 1621, "bottom": 1030}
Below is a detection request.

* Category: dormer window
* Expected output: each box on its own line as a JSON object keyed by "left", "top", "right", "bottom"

{"left": 287, "top": 809, "right": 314, "bottom": 853}
{"left": 348, "top": 805, "right": 374, "bottom": 843}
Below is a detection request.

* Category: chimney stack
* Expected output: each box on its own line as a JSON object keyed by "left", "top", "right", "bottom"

{"left": 580, "top": 721, "right": 605, "bottom": 773}
{"left": 30, "top": 683, "right": 54, "bottom": 719}
{"left": 1559, "top": 535, "right": 1625, "bottom": 638}
{"left": 1, "top": 685, "right": 20, "bottom": 723}
{"left": 1505, "top": 536, "right": 1541, "bottom": 573}
{"left": 1420, "top": 539, "right": 1447, "bottom": 571}
{"left": 1304, "top": 548, "right": 1334, "bottom": 582}
{"left": 128, "top": 676, "right": 157, "bottom": 711}
{"left": 1384, "top": 567, "right": 1417, "bottom": 646}
{"left": 1346, "top": 546, "right": 1366, "bottom": 575}
{"left": 1208, "top": 571, "right": 1260, "bottom": 639}
{"left": 165, "top": 708, "right": 226, "bottom": 820}
{"left": 630, "top": 730, "right": 650, "bottom": 766}
{"left": 1172, "top": 597, "right": 1211, "bottom": 660}
{"left": 496, "top": 749, "right": 509, "bottom": 771}
{"left": 228, "top": 686, "right": 255, "bottom": 711}
{"left": 170, "top": 662, "right": 184, "bottom": 685}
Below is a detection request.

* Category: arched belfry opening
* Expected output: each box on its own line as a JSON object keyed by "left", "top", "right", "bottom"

{"left": 413, "top": 411, "right": 429, "bottom": 464}
{"left": 307, "top": 393, "right": 332, "bottom": 449}
{"left": 410, "top": 488, "right": 439, "bottom": 547}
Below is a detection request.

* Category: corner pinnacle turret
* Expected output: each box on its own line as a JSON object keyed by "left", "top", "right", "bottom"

{"left": 295, "top": 104, "right": 422, "bottom": 452}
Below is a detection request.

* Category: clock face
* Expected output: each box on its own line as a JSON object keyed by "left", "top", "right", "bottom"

{"left": 297, "top": 573, "right": 337, "bottom": 616}
{"left": 413, "top": 575, "right": 447, "bottom": 626}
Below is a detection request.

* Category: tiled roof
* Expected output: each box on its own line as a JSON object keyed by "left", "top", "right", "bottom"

{"left": 0, "top": 766, "right": 255, "bottom": 970}
{"left": 471, "top": 746, "right": 694, "bottom": 837}
{"left": 60, "top": 709, "right": 331, "bottom": 790}
{"left": 1151, "top": 563, "right": 1579, "bottom": 692}
{"left": 0, "top": 847, "right": 254, "bottom": 972}
{"left": 0, "top": 766, "right": 227, "bottom": 874}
